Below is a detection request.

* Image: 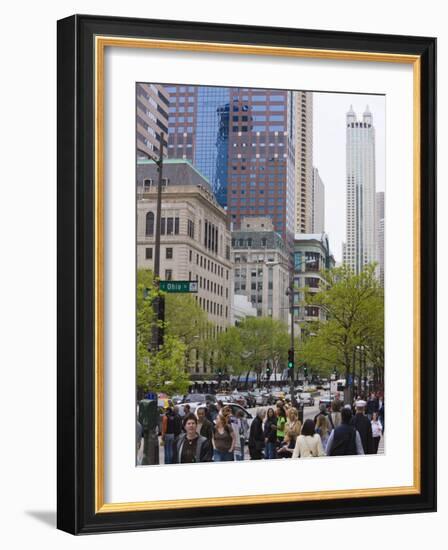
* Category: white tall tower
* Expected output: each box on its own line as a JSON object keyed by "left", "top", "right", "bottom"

{"left": 294, "top": 91, "right": 313, "bottom": 233}
{"left": 376, "top": 191, "right": 385, "bottom": 285}
{"left": 345, "top": 105, "right": 376, "bottom": 274}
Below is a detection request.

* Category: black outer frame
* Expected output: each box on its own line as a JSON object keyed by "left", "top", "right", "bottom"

{"left": 57, "top": 14, "right": 437, "bottom": 535}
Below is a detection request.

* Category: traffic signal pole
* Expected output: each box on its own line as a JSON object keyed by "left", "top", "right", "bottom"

{"left": 288, "top": 281, "right": 295, "bottom": 398}
{"left": 151, "top": 132, "right": 165, "bottom": 352}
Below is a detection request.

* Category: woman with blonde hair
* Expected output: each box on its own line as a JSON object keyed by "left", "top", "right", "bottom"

{"left": 315, "top": 413, "right": 331, "bottom": 448}
{"left": 285, "top": 407, "right": 302, "bottom": 445}
{"left": 292, "top": 419, "right": 325, "bottom": 459}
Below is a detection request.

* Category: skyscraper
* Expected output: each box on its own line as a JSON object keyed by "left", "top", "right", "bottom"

{"left": 376, "top": 191, "right": 385, "bottom": 285}
{"left": 136, "top": 83, "right": 170, "bottom": 159}
{"left": 344, "top": 105, "right": 377, "bottom": 274}
{"left": 227, "top": 88, "right": 296, "bottom": 246}
{"left": 294, "top": 91, "right": 313, "bottom": 233}
{"left": 165, "top": 85, "right": 230, "bottom": 206}
{"left": 312, "top": 167, "right": 325, "bottom": 233}
{"left": 164, "top": 85, "right": 296, "bottom": 246}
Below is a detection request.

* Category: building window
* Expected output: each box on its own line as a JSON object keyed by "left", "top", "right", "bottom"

{"left": 305, "top": 306, "right": 320, "bottom": 317}
{"left": 165, "top": 269, "right": 173, "bottom": 280}
{"left": 187, "top": 219, "right": 195, "bottom": 238}
{"left": 145, "top": 247, "right": 153, "bottom": 259}
{"left": 166, "top": 248, "right": 173, "bottom": 259}
{"left": 305, "top": 277, "right": 320, "bottom": 289}
{"left": 145, "top": 212, "right": 154, "bottom": 236}
{"left": 305, "top": 252, "right": 320, "bottom": 271}
{"left": 189, "top": 250, "right": 192, "bottom": 262}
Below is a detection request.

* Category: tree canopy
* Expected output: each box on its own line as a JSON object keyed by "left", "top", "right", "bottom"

{"left": 298, "top": 264, "right": 384, "bottom": 398}
{"left": 136, "top": 269, "right": 194, "bottom": 395}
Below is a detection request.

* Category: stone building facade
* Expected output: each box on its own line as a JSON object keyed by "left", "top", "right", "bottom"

{"left": 231, "top": 217, "right": 290, "bottom": 323}
{"left": 137, "top": 159, "right": 232, "bottom": 336}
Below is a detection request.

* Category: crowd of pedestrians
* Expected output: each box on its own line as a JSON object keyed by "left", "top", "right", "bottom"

{"left": 153, "top": 393, "right": 384, "bottom": 464}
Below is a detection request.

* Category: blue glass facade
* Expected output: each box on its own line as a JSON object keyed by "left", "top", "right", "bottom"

{"left": 195, "top": 87, "right": 230, "bottom": 207}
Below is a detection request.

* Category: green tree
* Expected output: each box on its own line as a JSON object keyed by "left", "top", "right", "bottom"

{"left": 298, "top": 264, "right": 384, "bottom": 400}
{"left": 137, "top": 336, "right": 190, "bottom": 395}
{"left": 165, "top": 293, "right": 213, "bottom": 367}
{"left": 136, "top": 269, "right": 192, "bottom": 394}
{"left": 221, "top": 317, "right": 289, "bottom": 385}
{"left": 215, "top": 326, "right": 244, "bottom": 379}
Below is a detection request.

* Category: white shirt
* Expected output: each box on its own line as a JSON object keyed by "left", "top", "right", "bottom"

{"left": 371, "top": 419, "right": 383, "bottom": 438}
{"left": 292, "top": 434, "right": 325, "bottom": 458}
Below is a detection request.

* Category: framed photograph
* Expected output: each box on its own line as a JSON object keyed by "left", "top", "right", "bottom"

{"left": 57, "top": 14, "right": 436, "bottom": 534}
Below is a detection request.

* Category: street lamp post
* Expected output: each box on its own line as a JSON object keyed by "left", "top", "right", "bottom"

{"left": 147, "top": 132, "right": 165, "bottom": 352}
{"left": 286, "top": 282, "right": 295, "bottom": 400}
{"left": 265, "top": 258, "right": 297, "bottom": 400}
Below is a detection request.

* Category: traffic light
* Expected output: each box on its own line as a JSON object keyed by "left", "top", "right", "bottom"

{"left": 304, "top": 365, "right": 308, "bottom": 378}
{"left": 266, "top": 365, "right": 271, "bottom": 376}
{"left": 287, "top": 349, "right": 294, "bottom": 369}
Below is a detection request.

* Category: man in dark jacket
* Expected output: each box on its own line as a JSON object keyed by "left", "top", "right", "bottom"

{"left": 196, "top": 407, "right": 214, "bottom": 461}
{"left": 172, "top": 413, "right": 212, "bottom": 463}
{"left": 366, "top": 393, "right": 379, "bottom": 420}
{"left": 172, "top": 406, "right": 183, "bottom": 437}
{"left": 326, "top": 406, "right": 364, "bottom": 456}
{"left": 248, "top": 408, "right": 266, "bottom": 460}
{"left": 351, "top": 400, "right": 374, "bottom": 454}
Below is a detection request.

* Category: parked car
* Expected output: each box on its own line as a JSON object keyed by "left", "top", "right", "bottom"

{"left": 177, "top": 401, "right": 207, "bottom": 417}
{"left": 319, "top": 395, "right": 344, "bottom": 411}
{"left": 183, "top": 393, "right": 217, "bottom": 404}
{"left": 242, "top": 392, "right": 257, "bottom": 408}
{"left": 215, "top": 393, "right": 231, "bottom": 403}
{"left": 299, "top": 392, "right": 315, "bottom": 406}
{"left": 222, "top": 402, "right": 254, "bottom": 430}
{"left": 171, "top": 395, "right": 184, "bottom": 405}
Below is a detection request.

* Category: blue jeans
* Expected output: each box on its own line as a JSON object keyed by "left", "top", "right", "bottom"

{"left": 213, "top": 449, "right": 234, "bottom": 462}
{"left": 265, "top": 441, "right": 277, "bottom": 459}
{"left": 164, "top": 433, "right": 174, "bottom": 464}
{"left": 235, "top": 438, "right": 245, "bottom": 460}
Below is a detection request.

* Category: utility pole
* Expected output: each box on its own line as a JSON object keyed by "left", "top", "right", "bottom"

{"left": 150, "top": 132, "right": 165, "bottom": 352}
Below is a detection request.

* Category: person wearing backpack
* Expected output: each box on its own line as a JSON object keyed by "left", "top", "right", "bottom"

{"left": 326, "top": 406, "right": 365, "bottom": 456}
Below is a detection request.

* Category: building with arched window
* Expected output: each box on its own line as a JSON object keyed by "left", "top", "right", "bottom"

{"left": 137, "top": 159, "right": 232, "bottom": 346}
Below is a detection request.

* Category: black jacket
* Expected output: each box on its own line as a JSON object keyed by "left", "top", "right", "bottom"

{"left": 351, "top": 413, "right": 374, "bottom": 454}
{"left": 199, "top": 418, "right": 214, "bottom": 442}
{"left": 249, "top": 416, "right": 265, "bottom": 450}
{"left": 366, "top": 398, "right": 379, "bottom": 415}
{"left": 172, "top": 433, "right": 212, "bottom": 463}
{"left": 328, "top": 423, "right": 357, "bottom": 456}
{"left": 263, "top": 418, "right": 278, "bottom": 443}
{"left": 173, "top": 414, "right": 183, "bottom": 437}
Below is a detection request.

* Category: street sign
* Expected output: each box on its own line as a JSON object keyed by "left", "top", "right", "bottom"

{"left": 159, "top": 280, "right": 198, "bottom": 293}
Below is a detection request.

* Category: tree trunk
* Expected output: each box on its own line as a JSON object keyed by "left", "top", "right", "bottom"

{"left": 244, "top": 369, "right": 251, "bottom": 389}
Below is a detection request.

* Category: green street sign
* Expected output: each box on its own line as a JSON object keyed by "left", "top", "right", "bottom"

{"left": 159, "top": 280, "right": 198, "bottom": 293}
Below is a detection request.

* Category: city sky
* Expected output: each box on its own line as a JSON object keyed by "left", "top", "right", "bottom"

{"left": 313, "top": 92, "right": 386, "bottom": 262}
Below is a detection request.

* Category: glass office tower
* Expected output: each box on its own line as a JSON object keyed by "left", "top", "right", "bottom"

{"left": 195, "top": 87, "right": 230, "bottom": 207}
